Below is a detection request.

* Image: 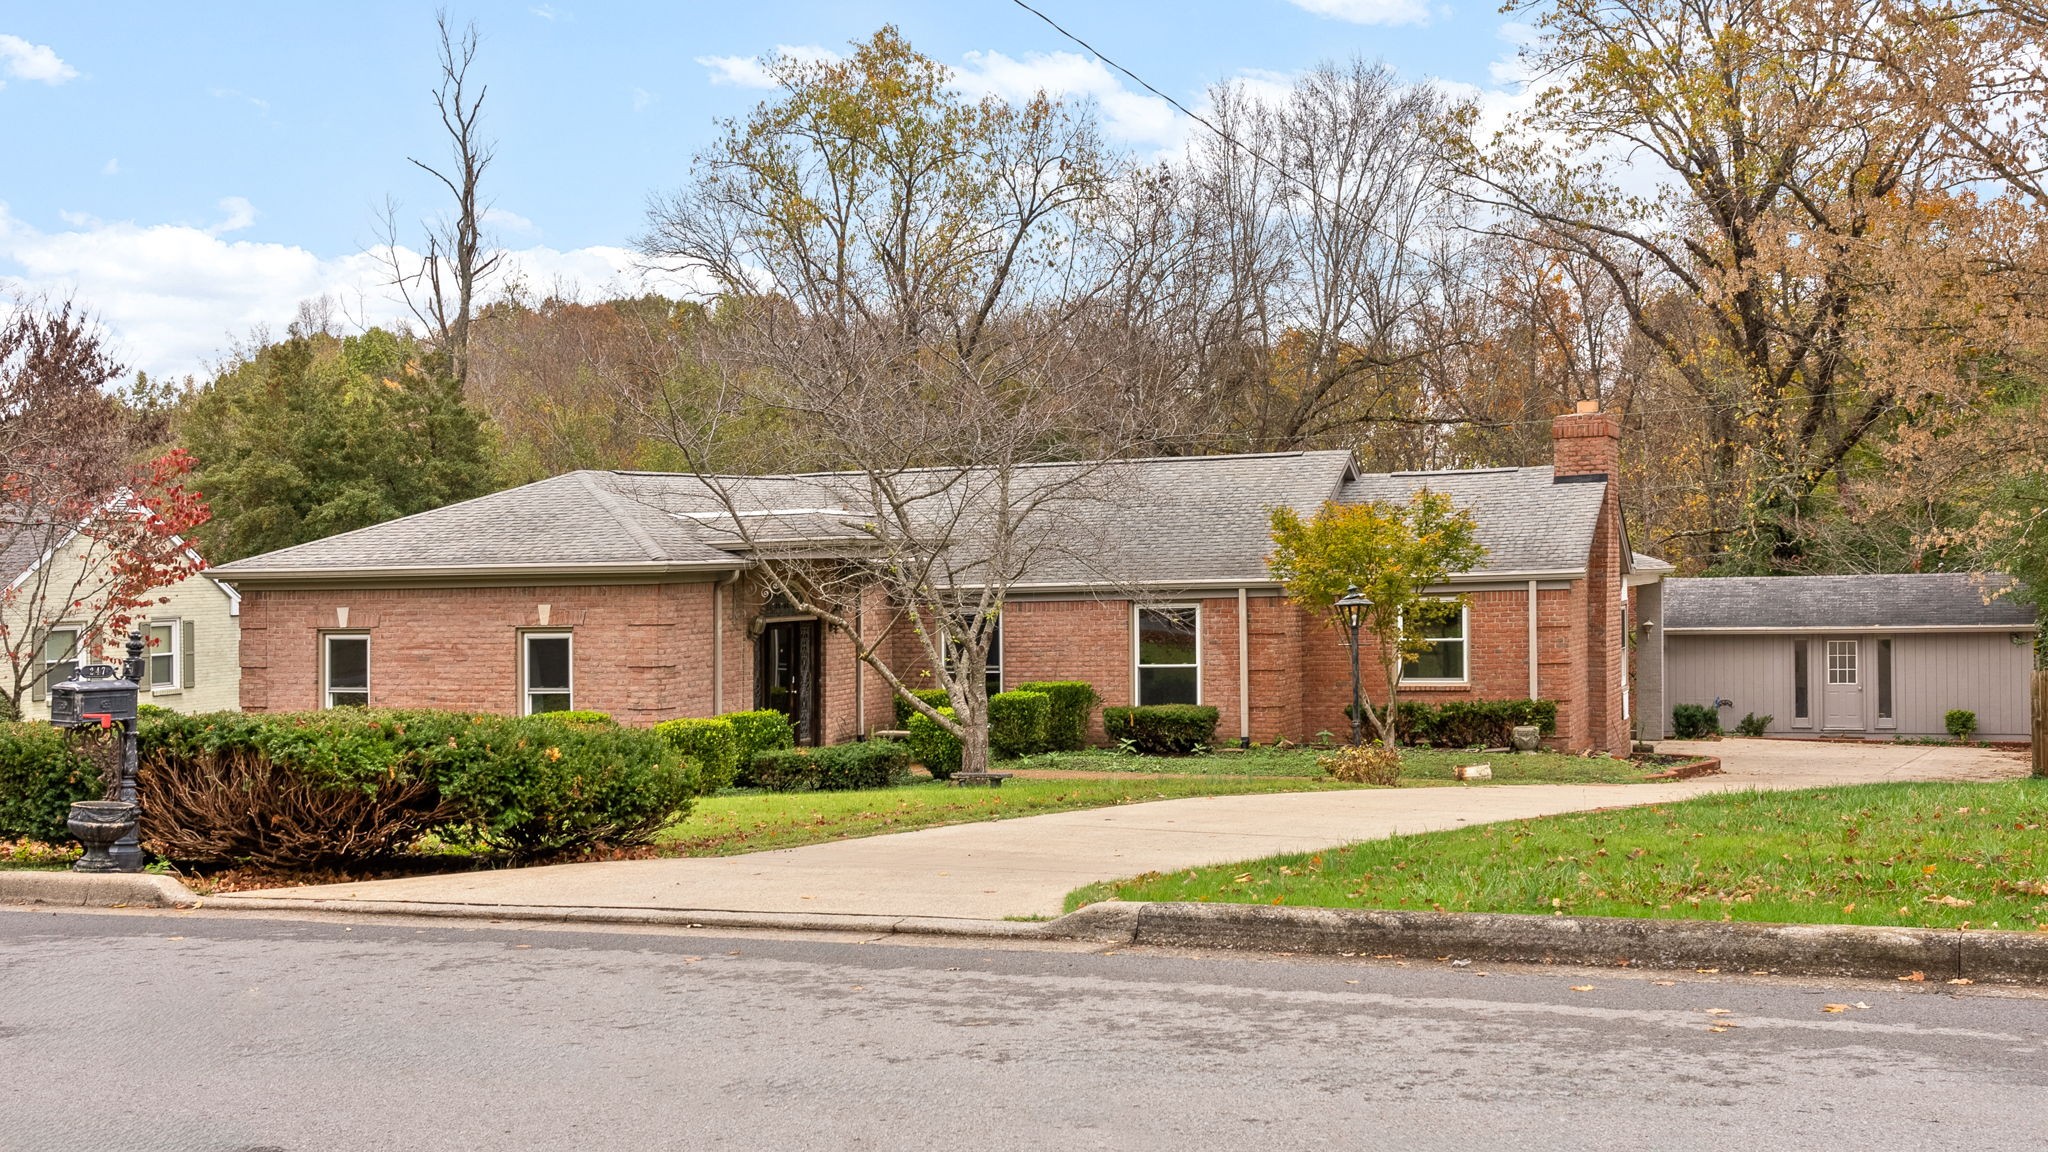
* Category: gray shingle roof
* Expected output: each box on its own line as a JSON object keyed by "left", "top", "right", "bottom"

{"left": 1663, "top": 574, "right": 2036, "bottom": 631}
{"left": 1340, "top": 467, "right": 1608, "bottom": 576}
{"left": 214, "top": 451, "right": 1631, "bottom": 588}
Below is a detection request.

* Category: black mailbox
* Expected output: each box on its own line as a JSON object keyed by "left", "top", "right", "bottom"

{"left": 48, "top": 663, "right": 140, "bottom": 728}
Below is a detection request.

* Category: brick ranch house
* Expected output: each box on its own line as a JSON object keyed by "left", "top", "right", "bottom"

{"left": 210, "top": 405, "right": 1669, "bottom": 754}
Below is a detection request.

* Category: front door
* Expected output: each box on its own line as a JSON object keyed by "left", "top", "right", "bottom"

{"left": 756, "top": 619, "right": 822, "bottom": 746}
{"left": 1822, "top": 638, "right": 1864, "bottom": 730}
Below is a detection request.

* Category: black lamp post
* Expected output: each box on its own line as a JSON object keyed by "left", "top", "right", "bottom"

{"left": 1335, "top": 585, "right": 1371, "bottom": 746}
{"left": 49, "top": 630, "right": 145, "bottom": 872}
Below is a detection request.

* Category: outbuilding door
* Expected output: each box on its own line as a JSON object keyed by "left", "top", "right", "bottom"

{"left": 1822, "top": 638, "right": 1864, "bottom": 730}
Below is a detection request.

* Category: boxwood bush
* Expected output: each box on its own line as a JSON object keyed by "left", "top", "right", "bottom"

{"left": 1102, "top": 705, "right": 1220, "bottom": 755}
{"left": 905, "top": 707, "right": 963, "bottom": 779}
{"left": 721, "top": 709, "right": 795, "bottom": 769}
{"left": 1013, "top": 681, "right": 1099, "bottom": 751}
{"left": 987, "top": 690, "right": 1050, "bottom": 759}
{"left": 0, "top": 723, "right": 107, "bottom": 843}
{"left": 1671, "top": 703, "right": 1721, "bottom": 739}
{"left": 749, "top": 741, "right": 910, "bottom": 793}
{"left": 1389, "top": 699, "right": 1559, "bottom": 747}
{"left": 892, "top": 688, "right": 952, "bottom": 728}
{"left": 654, "top": 717, "right": 742, "bottom": 791}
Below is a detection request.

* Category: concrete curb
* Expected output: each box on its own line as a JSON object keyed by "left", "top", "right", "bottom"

{"left": 0, "top": 871, "right": 200, "bottom": 909}
{"left": 1043, "top": 901, "right": 2048, "bottom": 982}
{"left": 196, "top": 895, "right": 1048, "bottom": 938}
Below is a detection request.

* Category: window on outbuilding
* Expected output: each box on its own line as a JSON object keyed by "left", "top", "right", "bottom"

{"left": 1876, "top": 638, "right": 1894, "bottom": 725}
{"left": 524, "top": 633, "right": 574, "bottom": 715}
{"left": 1135, "top": 606, "right": 1199, "bottom": 705}
{"left": 1792, "top": 640, "right": 1810, "bottom": 724}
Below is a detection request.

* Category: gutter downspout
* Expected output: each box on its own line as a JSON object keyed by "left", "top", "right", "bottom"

{"left": 712, "top": 569, "right": 740, "bottom": 715}
{"left": 1527, "top": 579, "right": 1540, "bottom": 700}
{"left": 1237, "top": 586, "right": 1251, "bottom": 746}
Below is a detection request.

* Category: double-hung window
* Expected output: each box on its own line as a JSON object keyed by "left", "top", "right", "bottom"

{"left": 147, "top": 620, "right": 178, "bottom": 691}
{"left": 524, "top": 633, "right": 574, "bottom": 715}
{"left": 1135, "top": 606, "right": 1200, "bottom": 705}
{"left": 324, "top": 634, "right": 370, "bottom": 708}
{"left": 943, "top": 614, "right": 1003, "bottom": 698}
{"left": 1400, "top": 601, "right": 1468, "bottom": 683}
{"left": 42, "top": 627, "right": 80, "bottom": 693}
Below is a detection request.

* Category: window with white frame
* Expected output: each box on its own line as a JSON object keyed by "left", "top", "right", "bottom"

{"left": 1400, "top": 601, "right": 1468, "bottom": 683}
{"left": 943, "top": 614, "right": 1002, "bottom": 698}
{"left": 324, "top": 634, "right": 370, "bottom": 708}
{"left": 147, "top": 620, "right": 178, "bottom": 691}
{"left": 1135, "top": 606, "right": 1199, "bottom": 705}
{"left": 42, "top": 627, "right": 80, "bottom": 692}
{"left": 524, "top": 633, "right": 573, "bottom": 715}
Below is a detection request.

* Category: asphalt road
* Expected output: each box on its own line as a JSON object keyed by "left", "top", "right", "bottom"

{"left": 3, "top": 908, "right": 2046, "bottom": 1152}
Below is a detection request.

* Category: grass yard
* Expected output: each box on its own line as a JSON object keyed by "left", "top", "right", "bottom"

{"left": 1020, "top": 745, "right": 1665, "bottom": 785}
{"left": 658, "top": 775, "right": 1358, "bottom": 857}
{"left": 1067, "top": 780, "right": 2048, "bottom": 931}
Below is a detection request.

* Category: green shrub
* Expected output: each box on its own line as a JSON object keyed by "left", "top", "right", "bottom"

{"left": 1671, "top": 704, "right": 1721, "bottom": 739}
{"left": 1945, "top": 709, "right": 1979, "bottom": 741}
{"left": 905, "top": 707, "right": 964, "bottom": 779}
{"left": 892, "top": 688, "right": 952, "bottom": 728}
{"left": 721, "top": 709, "right": 795, "bottom": 767}
{"left": 1317, "top": 744, "right": 1403, "bottom": 786}
{"left": 1102, "top": 705, "right": 1220, "bottom": 755}
{"left": 545, "top": 710, "right": 616, "bottom": 726}
{"left": 1013, "top": 681, "right": 1099, "bottom": 751}
{"left": 987, "top": 690, "right": 1051, "bottom": 758}
{"left": 1389, "top": 699, "right": 1558, "bottom": 747}
{"left": 654, "top": 717, "right": 742, "bottom": 791}
{"left": 1734, "top": 712, "right": 1773, "bottom": 738}
{"left": 747, "top": 741, "right": 913, "bottom": 792}
{"left": 137, "top": 709, "right": 694, "bottom": 865}
{"left": 0, "top": 723, "right": 107, "bottom": 843}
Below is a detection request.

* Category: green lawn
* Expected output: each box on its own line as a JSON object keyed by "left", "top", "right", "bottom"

{"left": 1067, "top": 780, "right": 2048, "bottom": 930}
{"left": 658, "top": 776, "right": 1358, "bottom": 857}
{"left": 1020, "top": 745, "right": 1665, "bottom": 785}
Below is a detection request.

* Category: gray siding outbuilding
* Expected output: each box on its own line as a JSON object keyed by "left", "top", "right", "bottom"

{"left": 1657, "top": 574, "right": 2034, "bottom": 741}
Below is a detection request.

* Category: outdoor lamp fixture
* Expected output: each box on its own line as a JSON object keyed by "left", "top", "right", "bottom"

{"left": 1335, "top": 585, "right": 1372, "bottom": 746}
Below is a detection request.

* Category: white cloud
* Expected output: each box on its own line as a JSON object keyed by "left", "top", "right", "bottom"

{"left": 210, "top": 196, "right": 257, "bottom": 235}
{"left": 0, "top": 202, "right": 703, "bottom": 380}
{"left": 100, "top": 157, "right": 118, "bottom": 176}
{"left": 955, "top": 50, "right": 1184, "bottom": 149}
{"left": 696, "top": 44, "right": 842, "bottom": 89}
{"left": 0, "top": 33, "right": 77, "bottom": 86}
{"left": 482, "top": 207, "right": 537, "bottom": 234}
{"left": 632, "top": 87, "right": 654, "bottom": 112}
{"left": 1286, "top": 0, "right": 1432, "bottom": 26}
{"left": 530, "top": 4, "right": 559, "bottom": 21}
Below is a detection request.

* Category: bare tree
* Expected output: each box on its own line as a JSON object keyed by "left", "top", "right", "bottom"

{"left": 633, "top": 29, "right": 1168, "bottom": 774}
{"left": 376, "top": 9, "right": 502, "bottom": 384}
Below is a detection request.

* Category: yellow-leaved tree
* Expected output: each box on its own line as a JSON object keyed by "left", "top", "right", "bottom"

{"left": 1267, "top": 491, "right": 1484, "bottom": 747}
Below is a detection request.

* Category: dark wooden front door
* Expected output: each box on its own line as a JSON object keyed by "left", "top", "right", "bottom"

{"left": 756, "top": 619, "right": 822, "bottom": 746}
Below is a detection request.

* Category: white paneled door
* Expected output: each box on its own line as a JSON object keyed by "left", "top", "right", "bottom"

{"left": 1822, "top": 638, "right": 1863, "bottom": 730}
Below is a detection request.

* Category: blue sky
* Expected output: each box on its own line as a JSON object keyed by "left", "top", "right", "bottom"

{"left": 1, "top": 1, "right": 1531, "bottom": 378}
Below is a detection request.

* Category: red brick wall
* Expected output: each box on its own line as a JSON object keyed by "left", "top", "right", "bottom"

{"left": 238, "top": 582, "right": 716, "bottom": 724}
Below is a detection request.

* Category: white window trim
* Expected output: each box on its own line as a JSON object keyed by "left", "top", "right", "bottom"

{"left": 523, "top": 631, "right": 575, "bottom": 716}
{"left": 146, "top": 617, "right": 180, "bottom": 695}
{"left": 1874, "top": 635, "right": 1897, "bottom": 729}
{"left": 1132, "top": 603, "right": 1202, "bottom": 706}
{"left": 1399, "top": 600, "right": 1470, "bottom": 685}
{"left": 323, "top": 633, "right": 371, "bottom": 709}
{"left": 1791, "top": 638, "right": 1813, "bottom": 728}
{"left": 43, "top": 624, "right": 82, "bottom": 685}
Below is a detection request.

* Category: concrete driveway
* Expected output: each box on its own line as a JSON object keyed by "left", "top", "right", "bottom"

{"left": 221, "top": 738, "right": 2029, "bottom": 922}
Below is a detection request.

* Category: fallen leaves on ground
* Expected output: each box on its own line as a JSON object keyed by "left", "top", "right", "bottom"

{"left": 1900, "top": 971, "right": 1927, "bottom": 982}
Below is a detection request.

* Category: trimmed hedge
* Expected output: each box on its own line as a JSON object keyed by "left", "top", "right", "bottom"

{"left": 0, "top": 723, "right": 107, "bottom": 843}
{"left": 892, "top": 688, "right": 952, "bottom": 728}
{"left": 1102, "top": 705, "right": 1220, "bottom": 755}
{"left": 548, "top": 710, "right": 617, "bottom": 726}
{"left": 1388, "top": 699, "right": 1559, "bottom": 748}
{"left": 988, "top": 690, "right": 1051, "bottom": 759}
{"left": 1671, "top": 703, "right": 1721, "bottom": 739}
{"left": 134, "top": 710, "right": 696, "bottom": 865}
{"left": 905, "top": 707, "right": 964, "bottom": 779}
{"left": 654, "top": 717, "right": 742, "bottom": 791}
{"left": 721, "top": 710, "right": 795, "bottom": 769}
{"left": 749, "top": 741, "right": 911, "bottom": 793}
{"left": 1013, "top": 680, "right": 1099, "bottom": 751}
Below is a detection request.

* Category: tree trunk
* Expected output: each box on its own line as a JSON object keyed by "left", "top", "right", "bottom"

{"left": 955, "top": 667, "right": 993, "bottom": 776}
{"left": 2032, "top": 667, "right": 2047, "bottom": 780}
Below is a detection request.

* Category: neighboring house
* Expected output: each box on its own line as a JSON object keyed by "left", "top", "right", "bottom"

{"left": 1656, "top": 574, "right": 2036, "bottom": 741}
{"left": 211, "top": 404, "right": 1661, "bottom": 753}
{"left": 3, "top": 527, "right": 242, "bottom": 721}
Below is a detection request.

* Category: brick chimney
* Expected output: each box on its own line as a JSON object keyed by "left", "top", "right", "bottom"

{"left": 1552, "top": 398, "right": 1621, "bottom": 480}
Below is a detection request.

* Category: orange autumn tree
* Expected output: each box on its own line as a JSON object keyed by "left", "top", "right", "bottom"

{"left": 1267, "top": 491, "right": 1483, "bottom": 747}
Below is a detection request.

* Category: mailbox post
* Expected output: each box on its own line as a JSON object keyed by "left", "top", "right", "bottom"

{"left": 49, "top": 630, "right": 145, "bottom": 873}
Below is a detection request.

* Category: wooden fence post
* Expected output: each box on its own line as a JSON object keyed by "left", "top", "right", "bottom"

{"left": 2034, "top": 669, "right": 2047, "bottom": 779}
